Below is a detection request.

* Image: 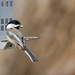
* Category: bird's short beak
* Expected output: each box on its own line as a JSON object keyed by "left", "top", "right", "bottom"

{"left": 20, "top": 25, "right": 23, "bottom": 28}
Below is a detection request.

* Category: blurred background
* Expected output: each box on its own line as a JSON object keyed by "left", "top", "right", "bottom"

{"left": 1, "top": 0, "right": 75, "bottom": 75}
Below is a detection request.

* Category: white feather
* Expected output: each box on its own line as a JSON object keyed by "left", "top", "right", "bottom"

{"left": 7, "top": 24, "right": 19, "bottom": 29}
{"left": 24, "top": 50, "right": 34, "bottom": 62}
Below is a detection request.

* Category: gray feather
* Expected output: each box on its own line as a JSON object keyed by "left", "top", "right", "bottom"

{"left": 24, "top": 46, "right": 38, "bottom": 62}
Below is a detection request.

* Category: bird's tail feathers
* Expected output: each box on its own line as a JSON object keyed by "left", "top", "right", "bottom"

{"left": 24, "top": 46, "right": 38, "bottom": 62}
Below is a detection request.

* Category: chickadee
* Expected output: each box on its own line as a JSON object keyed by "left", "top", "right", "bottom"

{"left": 6, "top": 20, "right": 38, "bottom": 62}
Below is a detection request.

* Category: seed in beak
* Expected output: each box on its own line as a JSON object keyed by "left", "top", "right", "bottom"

{"left": 20, "top": 25, "right": 23, "bottom": 28}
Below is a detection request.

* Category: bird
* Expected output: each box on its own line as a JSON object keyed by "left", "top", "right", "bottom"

{"left": 6, "top": 20, "right": 38, "bottom": 62}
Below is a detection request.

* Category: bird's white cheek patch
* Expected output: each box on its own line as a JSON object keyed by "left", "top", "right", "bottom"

{"left": 7, "top": 24, "right": 14, "bottom": 29}
{"left": 7, "top": 24, "right": 19, "bottom": 29}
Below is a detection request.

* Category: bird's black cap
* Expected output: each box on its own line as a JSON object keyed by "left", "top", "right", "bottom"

{"left": 8, "top": 20, "right": 21, "bottom": 25}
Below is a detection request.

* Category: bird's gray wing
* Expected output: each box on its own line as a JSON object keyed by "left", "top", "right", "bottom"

{"left": 6, "top": 31, "right": 24, "bottom": 49}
